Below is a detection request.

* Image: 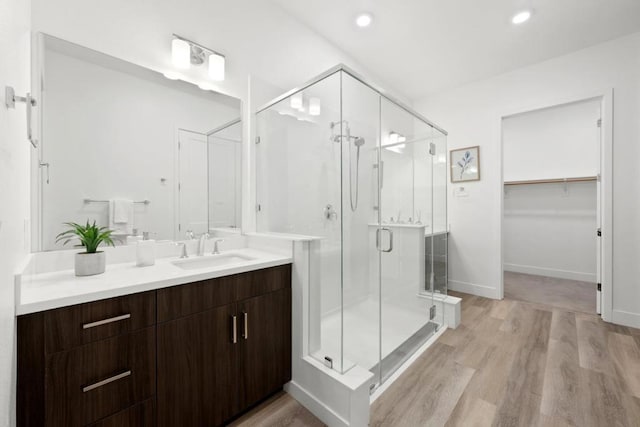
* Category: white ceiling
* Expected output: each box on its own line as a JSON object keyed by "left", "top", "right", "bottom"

{"left": 271, "top": 0, "right": 640, "bottom": 100}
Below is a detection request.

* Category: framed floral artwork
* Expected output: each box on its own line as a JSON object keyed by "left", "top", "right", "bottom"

{"left": 450, "top": 146, "right": 480, "bottom": 182}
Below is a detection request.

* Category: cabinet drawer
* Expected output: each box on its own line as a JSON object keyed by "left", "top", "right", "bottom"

{"left": 236, "top": 264, "right": 292, "bottom": 301}
{"left": 157, "top": 274, "right": 239, "bottom": 322}
{"left": 157, "top": 265, "right": 292, "bottom": 322}
{"left": 45, "top": 327, "right": 155, "bottom": 427}
{"left": 44, "top": 291, "right": 155, "bottom": 354}
{"left": 86, "top": 399, "right": 155, "bottom": 427}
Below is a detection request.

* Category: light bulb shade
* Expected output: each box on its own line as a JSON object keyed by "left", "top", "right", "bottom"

{"left": 388, "top": 132, "right": 399, "bottom": 144}
{"left": 512, "top": 10, "right": 531, "bottom": 24}
{"left": 290, "top": 93, "right": 303, "bottom": 109}
{"left": 208, "top": 53, "right": 225, "bottom": 81}
{"left": 309, "top": 98, "right": 321, "bottom": 116}
{"left": 172, "top": 39, "right": 191, "bottom": 69}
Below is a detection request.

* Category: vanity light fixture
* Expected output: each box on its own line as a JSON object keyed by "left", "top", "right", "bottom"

{"left": 356, "top": 13, "right": 373, "bottom": 28}
{"left": 171, "top": 34, "right": 226, "bottom": 81}
{"left": 171, "top": 38, "right": 191, "bottom": 69}
{"left": 309, "top": 98, "right": 321, "bottom": 116}
{"left": 290, "top": 93, "right": 303, "bottom": 109}
{"left": 511, "top": 10, "right": 532, "bottom": 24}
{"left": 208, "top": 53, "right": 225, "bottom": 81}
{"left": 388, "top": 131, "right": 399, "bottom": 144}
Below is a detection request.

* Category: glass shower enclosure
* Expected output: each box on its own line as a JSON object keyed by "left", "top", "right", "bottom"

{"left": 255, "top": 66, "right": 447, "bottom": 390}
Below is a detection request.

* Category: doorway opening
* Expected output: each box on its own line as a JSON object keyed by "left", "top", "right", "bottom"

{"left": 501, "top": 97, "right": 604, "bottom": 314}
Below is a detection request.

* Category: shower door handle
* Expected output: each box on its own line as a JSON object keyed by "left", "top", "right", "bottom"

{"left": 376, "top": 228, "right": 393, "bottom": 252}
{"left": 383, "top": 228, "right": 393, "bottom": 252}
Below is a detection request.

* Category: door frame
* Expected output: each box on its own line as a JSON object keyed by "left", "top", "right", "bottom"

{"left": 497, "top": 89, "right": 613, "bottom": 322}
{"left": 174, "top": 128, "right": 208, "bottom": 240}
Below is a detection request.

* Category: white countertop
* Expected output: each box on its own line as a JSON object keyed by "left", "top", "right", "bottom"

{"left": 16, "top": 248, "right": 292, "bottom": 315}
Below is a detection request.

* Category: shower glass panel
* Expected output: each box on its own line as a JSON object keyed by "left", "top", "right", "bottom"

{"left": 255, "top": 67, "right": 447, "bottom": 387}
{"left": 432, "top": 129, "right": 448, "bottom": 296}
{"left": 255, "top": 72, "right": 345, "bottom": 371}
{"left": 377, "top": 97, "right": 436, "bottom": 385}
{"left": 341, "top": 72, "right": 381, "bottom": 376}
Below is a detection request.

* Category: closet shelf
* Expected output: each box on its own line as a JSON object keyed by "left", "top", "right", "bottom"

{"left": 503, "top": 176, "right": 597, "bottom": 186}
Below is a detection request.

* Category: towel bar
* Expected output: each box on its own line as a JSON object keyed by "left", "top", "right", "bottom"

{"left": 84, "top": 199, "right": 150, "bottom": 205}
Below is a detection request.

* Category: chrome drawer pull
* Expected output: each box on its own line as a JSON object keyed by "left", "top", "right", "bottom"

{"left": 232, "top": 315, "right": 238, "bottom": 344}
{"left": 243, "top": 312, "right": 248, "bottom": 340}
{"left": 82, "top": 370, "right": 131, "bottom": 393}
{"left": 82, "top": 314, "right": 131, "bottom": 329}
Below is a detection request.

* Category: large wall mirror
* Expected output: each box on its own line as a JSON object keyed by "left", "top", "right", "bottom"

{"left": 34, "top": 34, "right": 242, "bottom": 251}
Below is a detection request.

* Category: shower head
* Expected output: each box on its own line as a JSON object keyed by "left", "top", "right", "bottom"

{"left": 354, "top": 137, "right": 365, "bottom": 147}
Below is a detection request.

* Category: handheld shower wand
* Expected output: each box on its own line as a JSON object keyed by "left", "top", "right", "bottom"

{"left": 329, "top": 121, "right": 366, "bottom": 212}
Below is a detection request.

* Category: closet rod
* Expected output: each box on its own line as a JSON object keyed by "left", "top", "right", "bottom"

{"left": 504, "top": 176, "right": 598, "bottom": 186}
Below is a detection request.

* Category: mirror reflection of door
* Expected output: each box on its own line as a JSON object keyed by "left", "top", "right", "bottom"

{"left": 178, "top": 130, "right": 209, "bottom": 236}
{"left": 208, "top": 120, "right": 242, "bottom": 230}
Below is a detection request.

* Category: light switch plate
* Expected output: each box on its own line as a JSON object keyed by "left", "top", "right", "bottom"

{"left": 454, "top": 187, "right": 469, "bottom": 198}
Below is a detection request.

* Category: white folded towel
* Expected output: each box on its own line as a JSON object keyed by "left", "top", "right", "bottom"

{"left": 109, "top": 199, "right": 134, "bottom": 235}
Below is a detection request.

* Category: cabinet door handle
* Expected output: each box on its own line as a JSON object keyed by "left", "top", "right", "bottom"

{"left": 82, "top": 370, "right": 131, "bottom": 392}
{"left": 82, "top": 313, "right": 131, "bottom": 329}
{"left": 243, "top": 312, "right": 248, "bottom": 340}
{"left": 232, "top": 315, "right": 237, "bottom": 344}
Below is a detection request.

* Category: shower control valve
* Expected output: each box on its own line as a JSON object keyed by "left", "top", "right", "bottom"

{"left": 324, "top": 204, "right": 338, "bottom": 220}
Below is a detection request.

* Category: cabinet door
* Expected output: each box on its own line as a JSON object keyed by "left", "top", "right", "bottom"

{"left": 157, "top": 303, "right": 238, "bottom": 427}
{"left": 238, "top": 288, "right": 292, "bottom": 408}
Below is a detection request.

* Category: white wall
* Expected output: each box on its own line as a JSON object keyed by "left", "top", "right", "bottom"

{"left": 30, "top": 0, "right": 405, "bottom": 242}
{"left": 504, "top": 182, "right": 597, "bottom": 282}
{"left": 41, "top": 48, "right": 239, "bottom": 249}
{"left": 503, "top": 99, "right": 601, "bottom": 182}
{"left": 30, "top": 0, "right": 396, "bottom": 103}
{"left": 416, "top": 32, "right": 640, "bottom": 327}
{"left": 0, "top": 0, "right": 31, "bottom": 424}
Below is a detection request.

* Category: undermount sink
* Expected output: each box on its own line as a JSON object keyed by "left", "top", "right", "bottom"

{"left": 172, "top": 253, "right": 256, "bottom": 270}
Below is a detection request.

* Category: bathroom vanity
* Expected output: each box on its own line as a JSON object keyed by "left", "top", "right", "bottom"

{"left": 16, "top": 251, "right": 292, "bottom": 427}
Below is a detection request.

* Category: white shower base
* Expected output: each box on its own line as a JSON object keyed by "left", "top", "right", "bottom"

{"left": 312, "top": 295, "right": 433, "bottom": 373}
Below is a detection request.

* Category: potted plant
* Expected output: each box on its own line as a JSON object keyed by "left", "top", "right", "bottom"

{"left": 56, "top": 220, "right": 115, "bottom": 276}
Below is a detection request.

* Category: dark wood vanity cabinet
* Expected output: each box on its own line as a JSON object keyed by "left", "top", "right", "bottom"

{"left": 17, "top": 264, "right": 292, "bottom": 427}
{"left": 156, "top": 265, "right": 292, "bottom": 427}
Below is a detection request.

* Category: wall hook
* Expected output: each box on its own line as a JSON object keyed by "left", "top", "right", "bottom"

{"left": 5, "top": 86, "right": 38, "bottom": 148}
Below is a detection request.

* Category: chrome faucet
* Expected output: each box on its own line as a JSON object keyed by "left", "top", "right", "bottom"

{"left": 198, "top": 233, "right": 210, "bottom": 256}
{"left": 212, "top": 239, "right": 224, "bottom": 255}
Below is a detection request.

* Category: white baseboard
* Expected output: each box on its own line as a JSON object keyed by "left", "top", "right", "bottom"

{"left": 611, "top": 309, "right": 640, "bottom": 329}
{"left": 504, "top": 263, "right": 596, "bottom": 282}
{"left": 285, "top": 381, "right": 349, "bottom": 427}
{"left": 448, "top": 279, "right": 500, "bottom": 299}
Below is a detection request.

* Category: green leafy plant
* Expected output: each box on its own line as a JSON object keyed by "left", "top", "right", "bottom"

{"left": 55, "top": 220, "right": 115, "bottom": 253}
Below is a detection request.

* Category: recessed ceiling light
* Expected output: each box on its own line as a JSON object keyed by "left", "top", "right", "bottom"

{"left": 511, "top": 10, "right": 532, "bottom": 25}
{"left": 356, "top": 13, "right": 373, "bottom": 28}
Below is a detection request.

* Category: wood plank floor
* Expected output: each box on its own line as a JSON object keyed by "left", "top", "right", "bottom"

{"left": 504, "top": 271, "right": 596, "bottom": 314}
{"left": 232, "top": 291, "right": 640, "bottom": 426}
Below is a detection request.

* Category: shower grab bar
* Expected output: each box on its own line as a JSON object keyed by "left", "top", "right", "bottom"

{"left": 375, "top": 228, "right": 393, "bottom": 253}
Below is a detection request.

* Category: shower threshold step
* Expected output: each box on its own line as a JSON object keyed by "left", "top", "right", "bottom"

{"left": 368, "top": 321, "right": 438, "bottom": 393}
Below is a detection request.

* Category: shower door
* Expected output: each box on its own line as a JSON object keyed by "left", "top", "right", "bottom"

{"left": 376, "top": 97, "right": 436, "bottom": 385}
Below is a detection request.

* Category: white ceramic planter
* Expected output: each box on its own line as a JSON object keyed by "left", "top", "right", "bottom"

{"left": 74, "top": 251, "right": 106, "bottom": 276}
